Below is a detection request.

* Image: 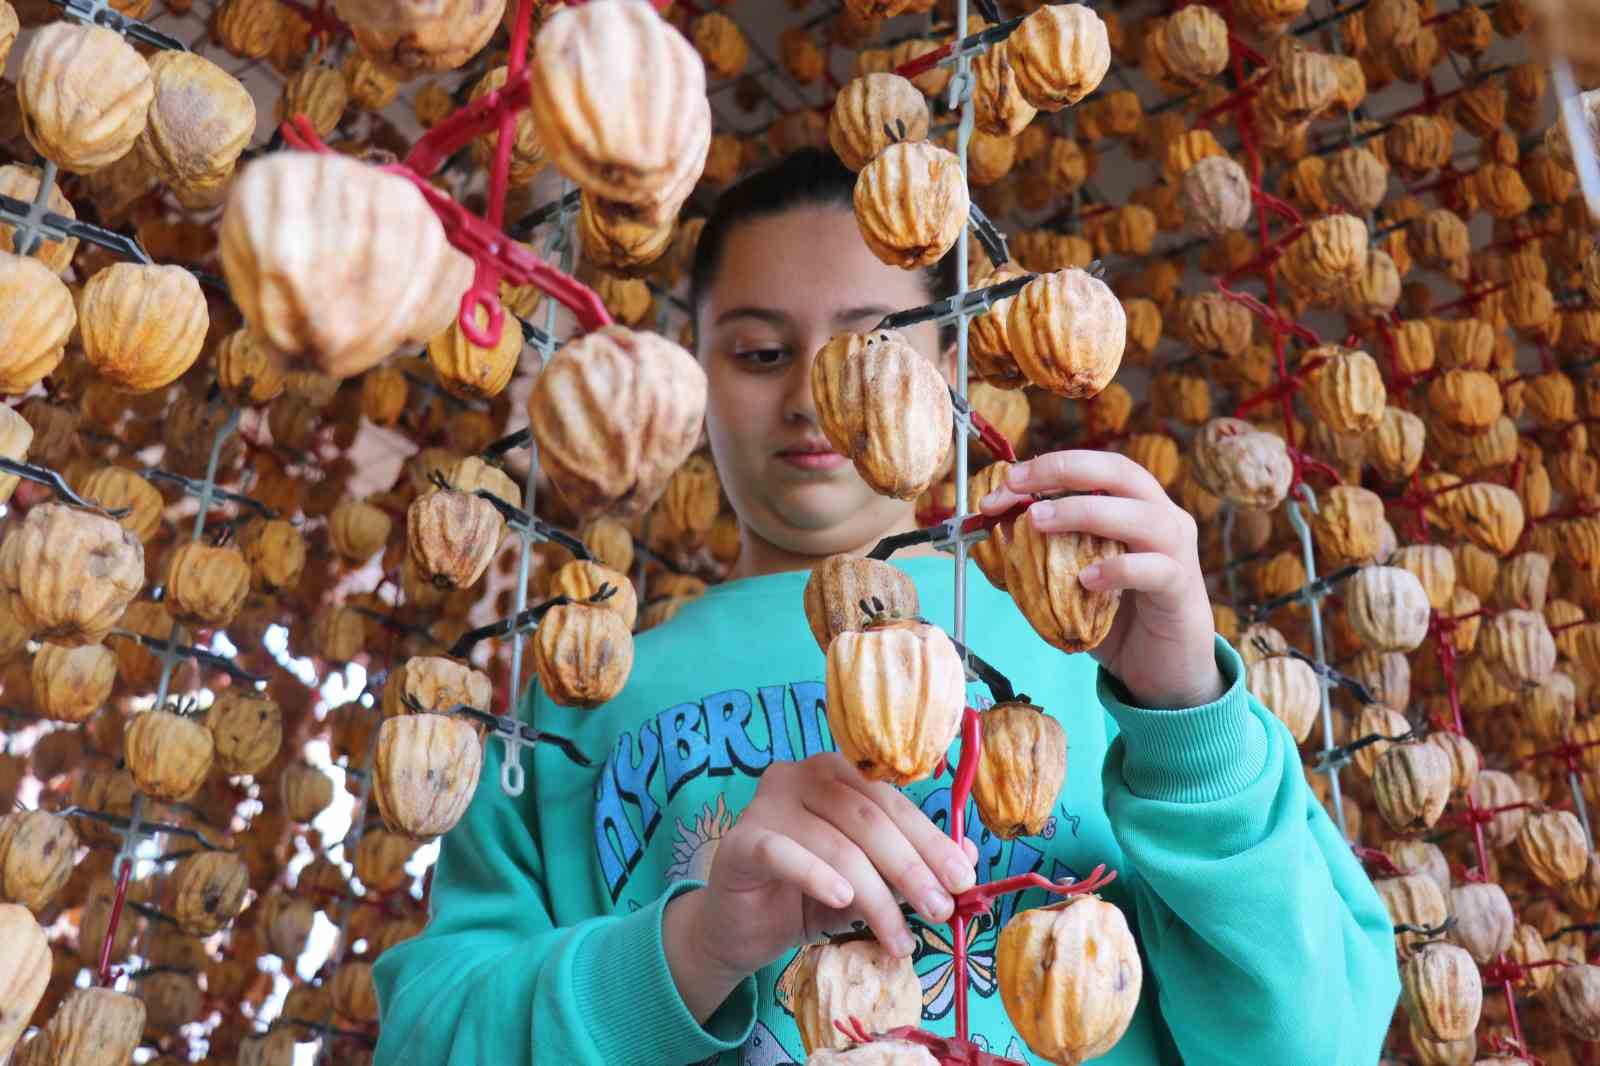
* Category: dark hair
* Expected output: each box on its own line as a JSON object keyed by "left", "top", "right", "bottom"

{"left": 688, "top": 147, "right": 959, "bottom": 346}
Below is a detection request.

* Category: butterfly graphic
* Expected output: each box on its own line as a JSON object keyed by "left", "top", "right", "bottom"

{"left": 913, "top": 913, "right": 998, "bottom": 1020}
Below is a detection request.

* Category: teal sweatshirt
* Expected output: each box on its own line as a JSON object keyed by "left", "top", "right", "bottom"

{"left": 371, "top": 555, "right": 1399, "bottom": 1065}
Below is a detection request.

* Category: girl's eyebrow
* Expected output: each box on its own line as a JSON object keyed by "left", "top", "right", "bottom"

{"left": 713, "top": 306, "right": 790, "bottom": 329}
{"left": 832, "top": 306, "right": 895, "bottom": 327}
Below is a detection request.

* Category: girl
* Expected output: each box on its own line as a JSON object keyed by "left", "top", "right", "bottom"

{"left": 372, "top": 149, "right": 1399, "bottom": 1066}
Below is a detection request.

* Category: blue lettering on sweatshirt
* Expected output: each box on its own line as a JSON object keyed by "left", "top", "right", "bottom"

{"left": 593, "top": 679, "right": 1064, "bottom": 902}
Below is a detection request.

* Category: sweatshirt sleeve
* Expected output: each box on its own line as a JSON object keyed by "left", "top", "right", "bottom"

{"left": 1098, "top": 635, "right": 1400, "bottom": 1066}
{"left": 370, "top": 739, "right": 758, "bottom": 1066}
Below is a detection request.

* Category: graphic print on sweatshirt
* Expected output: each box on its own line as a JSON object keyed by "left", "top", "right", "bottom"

{"left": 596, "top": 678, "right": 1087, "bottom": 1066}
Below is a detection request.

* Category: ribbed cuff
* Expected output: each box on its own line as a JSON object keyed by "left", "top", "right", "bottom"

{"left": 1099, "top": 635, "right": 1268, "bottom": 804}
{"left": 570, "top": 880, "right": 757, "bottom": 1063}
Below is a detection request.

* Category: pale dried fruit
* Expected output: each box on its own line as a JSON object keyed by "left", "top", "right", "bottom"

{"left": 1008, "top": 3, "right": 1111, "bottom": 111}
{"left": 533, "top": 602, "right": 632, "bottom": 708}
{"left": 428, "top": 303, "right": 523, "bottom": 401}
{"left": 802, "top": 555, "right": 919, "bottom": 652}
{"left": 1557, "top": 965, "right": 1600, "bottom": 1040}
{"left": 828, "top": 73, "right": 928, "bottom": 171}
{"left": 808, "top": 1041, "right": 939, "bottom": 1066}
{"left": 221, "top": 152, "right": 473, "bottom": 380}
{"left": 374, "top": 713, "right": 483, "bottom": 841}
{"left": 1191, "top": 418, "right": 1292, "bottom": 509}
{"left": 792, "top": 937, "right": 922, "bottom": 1054}
{"left": 329, "top": 499, "right": 393, "bottom": 563}
{"left": 528, "top": 0, "right": 709, "bottom": 221}
{"left": 282, "top": 760, "right": 334, "bottom": 822}
{"left": 1005, "top": 268, "right": 1126, "bottom": 398}
{"left": 311, "top": 603, "right": 365, "bottom": 661}
{"left": 1449, "top": 881, "right": 1515, "bottom": 962}
{"left": 548, "top": 559, "right": 638, "bottom": 631}
{"left": 1346, "top": 565, "right": 1431, "bottom": 653}
{"left": 45, "top": 987, "right": 145, "bottom": 1066}
{"left": 18, "top": 24, "right": 152, "bottom": 173}
{"left": 381, "top": 656, "right": 491, "bottom": 718}
{"left": 1003, "top": 515, "right": 1123, "bottom": 653}
{"left": 165, "top": 542, "right": 250, "bottom": 627}
{"left": 137, "top": 51, "right": 254, "bottom": 193}
{"left": 1375, "top": 874, "right": 1447, "bottom": 951}
{"left": 0, "top": 504, "right": 144, "bottom": 646}
{"left": 817, "top": 331, "right": 951, "bottom": 500}
{"left": 169, "top": 850, "right": 247, "bottom": 936}
{"left": 78, "top": 262, "right": 208, "bottom": 393}
{"left": 974, "top": 701, "right": 1066, "bottom": 839}
{"left": 973, "top": 41, "right": 1038, "bottom": 138}
{"left": 406, "top": 489, "right": 502, "bottom": 590}
{"left": 1304, "top": 347, "right": 1386, "bottom": 434}
{"left": 125, "top": 709, "right": 214, "bottom": 802}
{"left": 1401, "top": 942, "right": 1481, "bottom": 1042}
{"left": 1247, "top": 655, "right": 1320, "bottom": 743}
{"left": 527, "top": 326, "right": 706, "bottom": 520}
{"left": 1479, "top": 608, "right": 1556, "bottom": 689}
{"left": 824, "top": 617, "right": 964, "bottom": 786}
{"left": 205, "top": 690, "right": 282, "bottom": 775}
{"left": 853, "top": 141, "right": 968, "bottom": 269}
{"left": 1372, "top": 740, "right": 1451, "bottom": 831}
{"left": 1518, "top": 810, "right": 1589, "bottom": 887}
{"left": 0, "top": 811, "right": 76, "bottom": 913}
{"left": 31, "top": 642, "right": 115, "bottom": 723}
{"left": 996, "top": 894, "right": 1141, "bottom": 1064}
{"left": 1179, "top": 155, "right": 1252, "bottom": 236}
{"left": 0, "top": 251, "right": 76, "bottom": 394}
{"left": 340, "top": 0, "right": 504, "bottom": 78}
{"left": 0, "top": 903, "right": 48, "bottom": 1060}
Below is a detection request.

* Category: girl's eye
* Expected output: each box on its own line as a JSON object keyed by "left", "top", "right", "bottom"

{"left": 733, "top": 347, "right": 789, "bottom": 369}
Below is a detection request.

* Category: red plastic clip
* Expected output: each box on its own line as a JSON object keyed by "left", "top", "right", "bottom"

{"left": 834, "top": 1017, "right": 1028, "bottom": 1066}
{"left": 277, "top": 108, "right": 613, "bottom": 348}
{"left": 1350, "top": 845, "right": 1405, "bottom": 877}
{"left": 95, "top": 856, "right": 134, "bottom": 986}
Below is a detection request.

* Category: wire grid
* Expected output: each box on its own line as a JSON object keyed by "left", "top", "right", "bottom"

{"left": 1192, "top": 2, "right": 1599, "bottom": 1062}
{"left": 1, "top": 0, "right": 1591, "bottom": 1060}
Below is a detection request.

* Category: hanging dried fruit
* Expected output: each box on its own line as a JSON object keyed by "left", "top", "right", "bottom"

{"left": 996, "top": 894, "right": 1141, "bottom": 1063}
{"left": 374, "top": 712, "right": 483, "bottom": 841}
{"left": 824, "top": 615, "right": 964, "bottom": 785}
{"left": 221, "top": 152, "right": 473, "bottom": 380}
{"left": 973, "top": 701, "right": 1067, "bottom": 839}
{"left": 1002, "top": 515, "right": 1123, "bottom": 653}
{"left": 853, "top": 141, "right": 968, "bottom": 269}
{"left": 527, "top": 326, "right": 707, "bottom": 520}
{"left": 792, "top": 937, "right": 923, "bottom": 1054}
{"left": 0, "top": 504, "right": 143, "bottom": 646}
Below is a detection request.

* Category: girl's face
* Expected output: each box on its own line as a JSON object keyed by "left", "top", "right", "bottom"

{"left": 697, "top": 204, "right": 946, "bottom": 565}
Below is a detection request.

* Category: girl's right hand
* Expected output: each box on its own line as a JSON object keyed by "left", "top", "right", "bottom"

{"left": 662, "top": 752, "right": 978, "bottom": 1023}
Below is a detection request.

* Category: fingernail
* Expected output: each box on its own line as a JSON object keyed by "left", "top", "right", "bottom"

{"left": 979, "top": 490, "right": 999, "bottom": 509}
{"left": 1081, "top": 563, "right": 1102, "bottom": 586}
{"left": 945, "top": 857, "right": 977, "bottom": 893}
{"left": 829, "top": 879, "right": 854, "bottom": 909}
{"left": 894, "top": 929, "right": 918, "bottom": 957}
{"left": 1030, "top": 500, "right": 1055, "bottom": 523}
{"left": 922, "top": 886, "right": 954, "bottom": 921}
{"left": 1007, "top": 463, "right": 1029, "bottom": 487}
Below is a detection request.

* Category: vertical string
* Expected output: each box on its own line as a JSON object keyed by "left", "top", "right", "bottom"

{"left": 948, "top": 0, "right": 973, "bottom": 1043}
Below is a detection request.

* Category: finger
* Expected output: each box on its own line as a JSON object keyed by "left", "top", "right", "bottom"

{"left": 1003, "top": 450, "right": 1169, "bottom": 505}
{"left": 961, "top": 838, "right": 978, "bottom": 865}
{"left": 977, "top": 483, "right": 1033, "bottom": 515}
{"left": 790, "top": 812, "right": 917, "bottom": 956}
{"left": 1023, "top": 495, "right": 1188, "bottom": 555}
{"left": 1079, "top": 551, "right": 1189, "bottom": 597}
{"left": 734, "top": 826, "right": 855, "bottom": 911}
{"left": 848, "top": 776, "right": 977, "bottom": 895}
{"left": 804, "top": 782, "right": 956, "bottom": 925}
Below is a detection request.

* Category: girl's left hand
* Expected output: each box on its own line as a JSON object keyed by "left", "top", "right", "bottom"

{"left": 979, "top": 449, "right": 1226, "bottom": 710}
